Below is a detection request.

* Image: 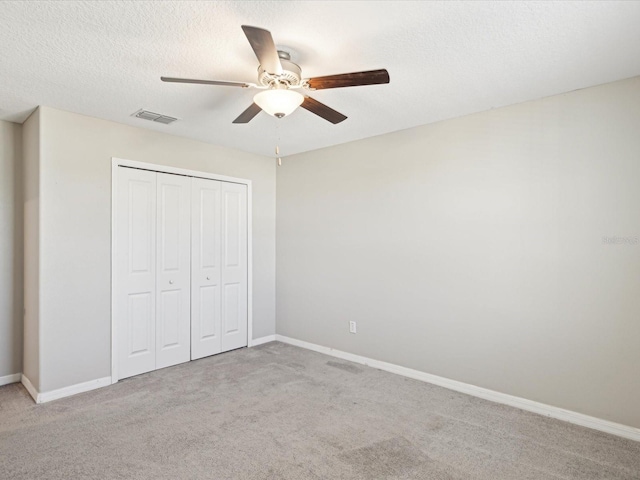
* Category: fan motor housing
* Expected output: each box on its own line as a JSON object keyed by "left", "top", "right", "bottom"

{"left": 258, "top": 58, "right": 302, "bottom": 87}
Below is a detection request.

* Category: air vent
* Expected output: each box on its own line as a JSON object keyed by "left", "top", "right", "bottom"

{"left": 132, "top": 109, "right": 178, "bottom": 125}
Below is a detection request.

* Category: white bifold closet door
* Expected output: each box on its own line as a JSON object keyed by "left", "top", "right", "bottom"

{"left": 117, "top": 166, "right": 248, "bottom": 380}
{"left": 117, "top": 168, "right": 192, "bottom": 379}
{"left": 191, "top": 179, "right": 248, "bottom": 359}
{"left": 155, "top": 172, "right": 191, "bottom": 369}
{"left": 116, "top": 167, "right": 157, "bottom": 379}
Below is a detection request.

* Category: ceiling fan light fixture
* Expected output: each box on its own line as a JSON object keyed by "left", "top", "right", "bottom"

{"left": 253, "top": 89, "right": 303, "bottom": 118}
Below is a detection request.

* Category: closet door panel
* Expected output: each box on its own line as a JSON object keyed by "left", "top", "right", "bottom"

{"left": 117, "top": 167, "right": 157, "bottom": 379}
{"left": 156, "top": 172, "right": 191, "bottom": 369}
{"left": 199, "top": 285, "right": 219, "bottom": 338}
{"left": 221, "top": 182, "right": 248, "bottom": 352}
{"left": 191, "top": 177, "right": 222, "bottom": 359}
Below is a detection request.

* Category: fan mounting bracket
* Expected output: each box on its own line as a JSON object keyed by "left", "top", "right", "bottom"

{"left": 258, "top": 49, "right": 302, "bottom": 88}
{"left": 277, "top": 50, "right": 291, "bottom": 61}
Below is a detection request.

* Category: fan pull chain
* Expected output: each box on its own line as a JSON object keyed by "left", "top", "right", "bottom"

{"left": 275, "top": 122, "right": 282, "bottom": 166}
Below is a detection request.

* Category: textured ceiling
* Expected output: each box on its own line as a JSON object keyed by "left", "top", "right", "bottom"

{"left": 1, "top": 1, "right": 640, "bottom": 157}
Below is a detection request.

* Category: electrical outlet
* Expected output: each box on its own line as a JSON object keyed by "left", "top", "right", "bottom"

{"left": 349, "top": 321, "right": 357, "bottom": 334}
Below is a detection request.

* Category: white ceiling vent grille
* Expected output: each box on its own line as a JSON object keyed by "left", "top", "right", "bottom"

{"left": 132, "top": 109, "right": 178, "bottom": 125}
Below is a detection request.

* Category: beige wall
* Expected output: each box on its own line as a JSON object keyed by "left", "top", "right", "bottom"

{"left": 0, "top": 120, "right": 23, "bottom": 379}
{"left": 276, "top": 76, "right": 640, "bottom": 428}
{"left": 22, "top": 109, "right": 41, "bottom": 388}
{"left": 34, "top": 107, "right": 275, "bottom": 392}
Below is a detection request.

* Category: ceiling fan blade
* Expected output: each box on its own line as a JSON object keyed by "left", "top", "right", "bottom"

{"left": 241, "top": 25, "right": 283, "bottom": 75}
{"left": 306, "top": 69, "right": 390, "bottom": 90}
{"left": 161, "top": 76, "right": 252, "bottom": 87}
{"left": 301, "top": 97, "right": 347, "bottom": 124}
{"left": 232, "top": 103, "right": 262, "bottom": 124}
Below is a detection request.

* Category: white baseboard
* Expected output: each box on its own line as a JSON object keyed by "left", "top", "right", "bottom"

{"left": 249, "top": 334, "right": 276, "bottom": 347}
{"left": 21, "top": 374, "right": 112, "bottom": 404}
{"left": 274, "top": 335, "right": 640, "bottom": 443}
{"left": 0, "top": 372, "right": 22, "bottom": 387}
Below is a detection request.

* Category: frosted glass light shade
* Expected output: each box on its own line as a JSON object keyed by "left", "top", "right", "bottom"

{"left": 253, "top": 89, "right": 304, "bottom": 118}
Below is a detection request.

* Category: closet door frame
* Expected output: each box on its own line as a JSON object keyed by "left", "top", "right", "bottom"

{"left": 110, "top": 157, "right": 253, "bottom": 384}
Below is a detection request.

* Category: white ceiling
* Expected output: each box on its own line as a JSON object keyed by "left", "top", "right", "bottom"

{"left": 2, "top": 1, "right": 640, "bottom": 157}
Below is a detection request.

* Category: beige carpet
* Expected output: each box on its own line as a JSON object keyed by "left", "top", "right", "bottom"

{"left": 1, "top": 342, "right": 639, "bottom": 479}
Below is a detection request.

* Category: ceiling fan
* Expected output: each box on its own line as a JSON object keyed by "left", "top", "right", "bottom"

{"left": 161, "top": 25, "right": 390, "bottom": 124}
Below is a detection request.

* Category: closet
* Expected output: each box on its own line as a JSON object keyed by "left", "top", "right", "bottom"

{"left": 115, "top": 166, "right": 248, "bottom": 380}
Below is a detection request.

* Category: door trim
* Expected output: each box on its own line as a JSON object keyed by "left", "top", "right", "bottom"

{"left": 111, "top": 157, "right": 254, "bottom": 384}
